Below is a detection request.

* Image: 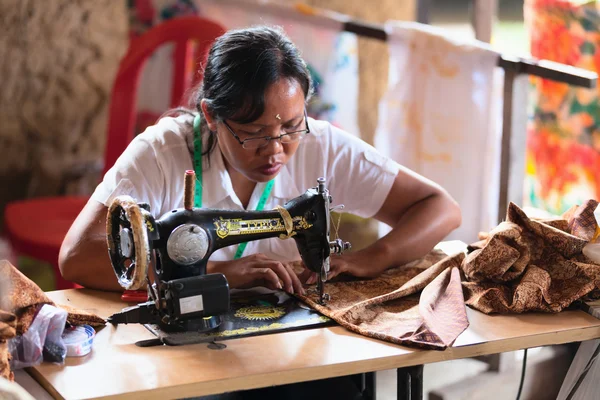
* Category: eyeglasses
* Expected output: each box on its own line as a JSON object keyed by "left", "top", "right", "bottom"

{"left": 222, "top": 110, "right": 310, "bottom": 150}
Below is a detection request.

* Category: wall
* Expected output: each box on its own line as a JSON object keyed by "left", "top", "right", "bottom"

{"left": 0, "top": 0, "right": 414, "bottom": 231}
{"left": 0, "top": 0, "right": 128, "bottom": 226}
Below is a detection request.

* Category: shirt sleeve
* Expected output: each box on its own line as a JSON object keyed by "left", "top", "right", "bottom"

{"left": 324, "top": 124, "right": 401, "bottom": 219}
{"left": 91, "top": 135, "right": 165, "bottom": 216}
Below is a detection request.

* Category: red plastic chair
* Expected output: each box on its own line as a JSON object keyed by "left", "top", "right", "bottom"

{"left": 4, "top": 16, "right": 226, "bottom": 290}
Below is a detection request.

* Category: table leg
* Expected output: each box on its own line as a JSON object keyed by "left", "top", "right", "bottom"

{"left": 363, "top": 372, "right": 376, "bottom": 400}
{"left": 350, "top": 372, "right": 377, "bottom": 400}
{"left": 397, "top": 365, "right": 423, "bottom": 400}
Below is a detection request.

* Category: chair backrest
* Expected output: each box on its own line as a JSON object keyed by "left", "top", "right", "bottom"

{"left": 103, "top": 16, "right": 226, "bottom": 175}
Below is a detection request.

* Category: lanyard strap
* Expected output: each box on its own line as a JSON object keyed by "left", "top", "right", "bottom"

{"left": 192, "top": 114, "right": 274, "bottom": 259}
{"left": 192, "top": 114, "right": 204, "bottom": 208}
{"left": 233, "top": 178, "right": 274, "bottom": 259}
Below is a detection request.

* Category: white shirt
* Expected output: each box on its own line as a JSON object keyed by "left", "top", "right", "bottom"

{"left": 92, "top": 115, "right": 400, "bottom": 262}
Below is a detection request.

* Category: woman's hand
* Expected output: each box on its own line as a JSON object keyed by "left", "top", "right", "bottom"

{"left": 207, "top": 254, "right": 305, "bottom": 294}
{"left": 299, "top": 253, "right": 385, "bottom": 285}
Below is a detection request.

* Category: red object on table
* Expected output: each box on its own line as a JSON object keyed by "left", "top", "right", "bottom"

{"left": 121, "top": 290, "right": 149, "bottom": 303}
{"left": 3, "top": 16, "right": 226, "bottom": 290}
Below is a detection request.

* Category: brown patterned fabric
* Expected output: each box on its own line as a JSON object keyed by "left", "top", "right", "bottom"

{"left": 0, "top": 260, "right": 53, "bottom": 336}
{"left": 0, "top": 260, "right": 106, "bottom": 381}
{"left": 0, "top": 260, "right": 105, "bottom": 329}
{"left": 60, "top": 304, "right": 106, "bottom": 328}
{"left": 462, "top": 202, "right": 600, "bottom": 314}
{"left": 566, "top": 199, "right": 600, "bottom": 241}
{"left": 297, "top": 250, "right": 469, "bottom": 350}
{"left": 0, "top": 311, "right": 16, "bottom": 381}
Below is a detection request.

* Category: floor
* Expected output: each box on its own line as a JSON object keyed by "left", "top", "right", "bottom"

{"left": 374, "top": 345, "right": 576, "bottom": 400}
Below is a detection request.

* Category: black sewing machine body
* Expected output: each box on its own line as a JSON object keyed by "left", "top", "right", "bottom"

{"left": 106, "top": 177, "right": 349, "bottom": 332}
{"left": 154, "top": 188, "right": 330, "bottom": 282}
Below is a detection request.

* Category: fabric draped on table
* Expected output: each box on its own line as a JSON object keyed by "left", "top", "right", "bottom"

{"left": 0, "top": 260, "right": 105, "bottom": 380}
{"left": 298, "top": 200, "right": 600, "bottom": 350}
{"left": 0, "top": 311, "right": 16, "bottom": 381}
{"left": 463, "top": 200, "right": 600, "bottom": 314}
{"left": 297, "top": 250, "right": 470, "bottom": 350}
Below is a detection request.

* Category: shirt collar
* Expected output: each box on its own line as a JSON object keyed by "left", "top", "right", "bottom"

{"left": 202, "top": 148, "right": 304, "bottom": 208}
{"left": 272, "top": 164, "right": 303, "bottom": 200}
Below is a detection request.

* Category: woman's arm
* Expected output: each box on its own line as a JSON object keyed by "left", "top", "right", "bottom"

{"left": 59, "top": 199, "right": 122, "bottom": 291}
{"left": 59, "top": 199, "right": 305, "bottom": 293}
{"left": 318, "top": 166, "right": 461, "bottom": 281}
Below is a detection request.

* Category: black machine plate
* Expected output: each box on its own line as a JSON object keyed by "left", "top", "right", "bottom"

{"left": 143, "top": 290, "right": 334, "bottom": 346}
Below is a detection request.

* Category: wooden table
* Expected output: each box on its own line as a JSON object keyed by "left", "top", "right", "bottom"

{"left": 26, "top": 289, "right": 600, "bottom": 399}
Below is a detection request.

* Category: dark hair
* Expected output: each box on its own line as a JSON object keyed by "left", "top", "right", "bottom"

{"left": 184, "top": 25, "right": 313, "bottom": 159}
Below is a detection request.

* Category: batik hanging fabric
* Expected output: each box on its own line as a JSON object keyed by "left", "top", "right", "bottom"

{"left": 374, "top": 21, "right": 501, "bottom": 244}
{"left": 524, "top": 0, "right": 600, "bottom": 215}
{"left": 195, "top": 0, "right": 360, "bottom": 137}
{"left": 127, "top": 0, "right": 360, "bottom": 137}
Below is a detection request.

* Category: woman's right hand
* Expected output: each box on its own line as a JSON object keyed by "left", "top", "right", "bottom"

{"left": 207, "top": 254, "right": 305, "bottom": 295}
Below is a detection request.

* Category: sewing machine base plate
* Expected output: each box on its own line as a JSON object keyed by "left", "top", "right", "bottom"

{"left": 143, "top": 290, "right": 334, "bottom": 346}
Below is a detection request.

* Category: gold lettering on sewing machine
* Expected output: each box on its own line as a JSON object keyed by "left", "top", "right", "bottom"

{"left": 213, "top": 216, "right": 313, "bottom": 239}
{"left": 145, "top": 220, "right": 154, "bottom": 232}
{"left": 214, "top": 217, "right": 285, "bottom": 239}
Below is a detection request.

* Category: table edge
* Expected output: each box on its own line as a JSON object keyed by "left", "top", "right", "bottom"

{"left": 30, "top": 322, "right": 600, "bottom": 399}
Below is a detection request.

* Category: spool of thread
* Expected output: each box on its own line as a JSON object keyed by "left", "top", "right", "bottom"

{"left": 184, "top": 170, "right": 196, "bottom": 210}
{"left": 62, "top": 325, "right": 95, "bottom": 357}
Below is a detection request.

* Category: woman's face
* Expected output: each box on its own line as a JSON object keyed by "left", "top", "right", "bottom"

{"left": 203, "top": 78, "right": 306, "bottom": 183}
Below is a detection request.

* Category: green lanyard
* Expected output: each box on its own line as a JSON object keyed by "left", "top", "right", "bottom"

{"left": 193, "top": 114, "right": 274, "bottom": 259}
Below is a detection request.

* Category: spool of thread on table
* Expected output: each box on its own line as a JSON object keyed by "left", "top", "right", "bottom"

{"left": 184, "top": 170, "right": 195, "bottom": 210}
{"left": 62, "top": 325, "right": 96, "bottom": 357}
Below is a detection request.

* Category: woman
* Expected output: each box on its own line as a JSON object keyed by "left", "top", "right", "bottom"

{"left": 59, "top": 26, "right": 461, "bottom": 295}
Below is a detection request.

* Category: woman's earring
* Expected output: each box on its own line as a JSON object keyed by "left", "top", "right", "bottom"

{"left": 206, "top": 121, "right": 217, "bottom": 131}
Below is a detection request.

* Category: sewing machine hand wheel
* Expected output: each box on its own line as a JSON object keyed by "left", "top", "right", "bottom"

{"left": 106, "top": 196, "right": 152, "bottom": 290}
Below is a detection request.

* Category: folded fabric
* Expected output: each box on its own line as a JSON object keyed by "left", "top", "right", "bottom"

{"left": 60, "top": 304, "right": 106, "bottom": 327}
{"left": 0, "top": 260, "right": 105, "bottom": 330}
{"left": 462, "top": 201, "right": 600, "bottom": 313}
{"left": 0, "top": 260, "right": 105, "bottom": 380}
{"left": 0, "top": 261, "right": 54, "bottom": 336}
{"left": 0, "top": 311, "right": 16, "bottom": 381}
{"left": 297, "top": 250, "right": 469, "bottom": 350}
{"left": 296, "top": 201, "right": 600, "bottom": 349}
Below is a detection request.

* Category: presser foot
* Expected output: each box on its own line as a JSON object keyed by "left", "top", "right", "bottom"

{"left": 319, "top": 292, "right": 330, "bottom": 306}
{"left": 306, "top": 286, "right": 330, "bottom": 305}
{"left": 307, "top": 289, "right": 330, "bottom": 305}
{"left": 316, "top": 276, "right": 330, "bottom": 306}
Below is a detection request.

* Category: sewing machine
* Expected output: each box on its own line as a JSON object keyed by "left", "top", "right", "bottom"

{"left": 105, "top": 172, "right": 350, "bottom": 332}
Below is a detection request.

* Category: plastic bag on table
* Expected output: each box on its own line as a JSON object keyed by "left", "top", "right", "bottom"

{"left": 582, "top": 203, "right": 600, "bottom": 263}
{"left": 8, "top": 304, "right": 67, "bottom": 369}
